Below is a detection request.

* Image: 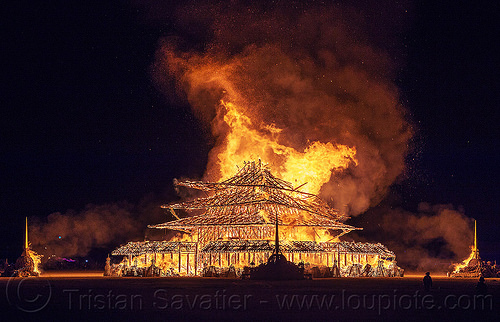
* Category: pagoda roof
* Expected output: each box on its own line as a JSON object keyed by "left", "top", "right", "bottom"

{"left": 200, "top": 240, "right": 394, "bottom": 256}
{"left": 111, "top": 241, "right": 197, "bottom": 256}
{"left": 148, "top": 208, "right": 358, "bottom": 230}
{"left": 160, "top": 160, "right": 350, "bottom": 225}
{"left": 173, "top": 160, "right": 294, "bottom": 192}
{"left": 111, "top": 240, "right": 395, "bottom": 256}
{"left": 321, "top": 241, "right": 395, "bottom": 258}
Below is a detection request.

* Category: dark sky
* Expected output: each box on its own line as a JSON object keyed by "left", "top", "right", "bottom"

{"left": 1, "top": 1, "right": 498, "bottom": 261}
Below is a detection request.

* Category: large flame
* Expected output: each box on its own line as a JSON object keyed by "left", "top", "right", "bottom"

{"left": 452, "top": 247, "right": 476, "bottom": 273}
{"left": 451, "top": 220, "right": 479, "bottom": 274}
{"left": 141, "top": 3, "right": 412, "bottom": 277}
{"left": 165, "top": 51, "right": 358, "bottom": 193}
{"left": 156, "top": 38, "right": 412, "bottom": 215}
{"left": 26, "top": 248, "right": 42, "bottom": 274}
{"left": 219, "top": 101, "right": 357, "bottom": 194}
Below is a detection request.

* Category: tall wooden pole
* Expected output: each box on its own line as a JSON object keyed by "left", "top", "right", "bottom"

{"left": 473, "top": 220, "right": 478, "bottom": 259}
{"left": 25, "top": 217, "right": 29, "bottom": 250}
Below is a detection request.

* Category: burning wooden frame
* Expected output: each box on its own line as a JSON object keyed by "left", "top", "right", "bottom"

{"left": 112, "top": 161, "right": 402, "bottom": 277}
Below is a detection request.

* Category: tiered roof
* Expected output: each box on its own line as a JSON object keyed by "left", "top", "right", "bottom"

{"left": 200, "top": 240, "right": 394, "bottom": 257}
{"left": 111, "top": 240, "right": 395, "bottom": 257}
{"left": 149, "top": 211, "right": 355, "bottom": 229}
{"left": 321, "top": 241, "right": 395, "bottom": 258}
{"left": 112, "top": 241, "right": 197, "bottom": 256}
{"left": 149, "top": 160, "right": 357, "bottom": 231}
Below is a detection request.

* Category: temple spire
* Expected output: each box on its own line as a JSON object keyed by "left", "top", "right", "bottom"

{"left": 473, "top": 219, "right": 478, "bottom": 259}
{"left": 25, "top": 217, "right": 29, "bottom": 250}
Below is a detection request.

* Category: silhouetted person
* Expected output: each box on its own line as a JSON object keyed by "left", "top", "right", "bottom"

{"left": 423, "top": 272, "right": 432, "bottom": 291}
{"left": 476, "top": 276, "right": 487, "bottom": 294}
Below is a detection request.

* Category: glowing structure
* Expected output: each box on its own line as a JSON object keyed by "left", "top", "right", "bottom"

{"left": 13, "top": 217, "right": 42, "bottom": 276}
{"left": 474, "top": 219, "right": 479, "bottom": 260}
{"left": 450, "top": 220, "right": 482, "bottom": 277}
{"left": 25, "top": 216, "right": 29, "bottom": 250}
{"left": 112, "top": 161, "right": 401, "bottom": 277}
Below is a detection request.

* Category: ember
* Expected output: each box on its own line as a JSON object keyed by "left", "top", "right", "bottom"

{"left": 111, "top": 161, "right": 402, "bottom": 278}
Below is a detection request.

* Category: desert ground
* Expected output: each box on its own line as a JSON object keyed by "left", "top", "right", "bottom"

{"left": 1, "top": 272, "right": 498, "bottom": 321}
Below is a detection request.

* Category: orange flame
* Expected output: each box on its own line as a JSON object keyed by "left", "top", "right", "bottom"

{"left": 218, "top": 100, "right": 357, "bottom": 194}
{"left": 26, "top": 248, "right": 42, "bottom": 275}
{"left": 451, "top": 246, "right": 476, "bottom": 273}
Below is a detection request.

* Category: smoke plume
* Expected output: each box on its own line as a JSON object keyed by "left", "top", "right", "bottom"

{"left": 152, "top": 1, "right": 413, "bottom": 216}
{"left": 28, "top": 1, "right": 474, "bottom": 272}
{"left": 148, "top": 1, "right": 474, "bottom": 270}
{"left": 30, "top": 198, "right": 167, "bottom": 258}
{"left": 349, "top": 203, "right": 474, "bottom": 271}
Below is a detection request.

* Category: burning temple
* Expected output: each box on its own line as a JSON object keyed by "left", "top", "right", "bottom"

{"left": 111, "top": 161, "right": 402, "bottom": 277}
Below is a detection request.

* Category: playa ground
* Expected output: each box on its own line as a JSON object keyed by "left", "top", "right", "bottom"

{"left": 1, "top": 272, "right": 498, "bottom": 321}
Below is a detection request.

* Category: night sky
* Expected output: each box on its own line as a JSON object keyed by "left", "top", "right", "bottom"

{"left": 1, "top": 1, "right": 498, "bottom": 262}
